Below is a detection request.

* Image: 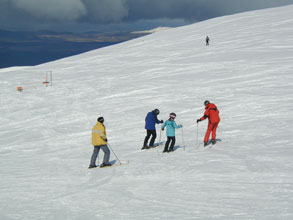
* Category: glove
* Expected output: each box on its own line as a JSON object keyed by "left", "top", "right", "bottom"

{"left": 196, "top": 119, "right": 201, "bottom": 123}
{"left": 180, "top": 125, "right": 183, "bottom": 128}
{"left": 160, "top": 120, "right": 164, "bottom": 123}
{"left": 161, "top": 128, "right": 164, "bottom": 131}
{"left": 105, "top": 138, "right": 108, "bottom": 142}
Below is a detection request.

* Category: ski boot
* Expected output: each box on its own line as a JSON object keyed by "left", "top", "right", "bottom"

{"left": 141, "top": 145, "right": 149, "bottom": 150}
{"left": 163, "top": 148, "right": 168, "bottom": 153}
{"left": 100, "top": 163, "right": 112, "bottom": 168}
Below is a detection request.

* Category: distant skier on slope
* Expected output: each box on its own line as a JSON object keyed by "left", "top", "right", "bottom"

{"left": 161, "top": 113, "right": 182, "bottom": 153}
{"left": 142, "top": 109, "right": 163, "bottom": 150}
{"left": 197, "top": 100, "right": 220, "bottom": 146}
{"left": 89, "top": 117, "right": 112, "bottom": 168}
{"left": 206, "top": 36, "right": 210, "bottom": 46}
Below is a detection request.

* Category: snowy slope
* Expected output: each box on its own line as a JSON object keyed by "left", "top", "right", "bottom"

{"left": 1, "top": 5, "right": 293, "bottom": 220}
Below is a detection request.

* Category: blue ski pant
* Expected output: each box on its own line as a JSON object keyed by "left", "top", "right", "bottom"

{"left": 90, "top": 145, "right": 110, "bottom": 166}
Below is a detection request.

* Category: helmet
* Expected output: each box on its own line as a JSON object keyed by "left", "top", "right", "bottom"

{"left": 97, "top": 117, "right": 104, "bottom": 123}
{"left": 204, "top": 100, "right": 210, "bottom": 106}
{"left": 154, "top": 109, "right": 160, "bottom": 115}
{"left": 169, "top": 112, "right": 176, "bottom": 119}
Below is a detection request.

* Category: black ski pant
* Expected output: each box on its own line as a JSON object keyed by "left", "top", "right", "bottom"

{"left": 143, "top": 129, "right": 157, "bottom": 147}
{"left": 164, "top": 136, "right": 175, "bottom": 151}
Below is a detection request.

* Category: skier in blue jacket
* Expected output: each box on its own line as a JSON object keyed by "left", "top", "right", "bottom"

{"left": 142, "top": 109, "right": 163, "bottom": 150}
{"left": 161, "top": 113, "right": 182, "bottom": 153}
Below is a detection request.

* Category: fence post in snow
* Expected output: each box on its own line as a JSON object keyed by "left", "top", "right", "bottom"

{"left": 43, "top": 71, "right": 52, "bottom": 87}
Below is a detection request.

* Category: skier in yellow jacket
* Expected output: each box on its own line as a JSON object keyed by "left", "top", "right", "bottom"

{"left": 89, "top": 117, "right": 111, "bottom": 168}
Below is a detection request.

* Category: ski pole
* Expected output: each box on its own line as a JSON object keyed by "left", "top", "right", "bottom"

{"left": 107, "top": 143, "right": 121, "bottom": 165}
{"left": 159, "top": 128, "right": 162, "bottom": 147}
{"left": 157, "top": 128, "right": 162, "bottom": 155}
{"left": 196, "top": 123, "right": 199, "bottom": 149}
{"left": 181, "top": 127, "right": 185, "bottom": 151}
{"left": 98, "top": 153, "right": 100, "bottom": 166}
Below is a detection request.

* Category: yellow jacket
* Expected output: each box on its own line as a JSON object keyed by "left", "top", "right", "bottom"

{"left": 92, "top": 122, "right": 107, "bottom": 146}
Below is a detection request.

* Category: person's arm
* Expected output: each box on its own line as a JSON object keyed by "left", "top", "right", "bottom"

{"left": 173, "top": 121, "right": 182, "bottom": 129}
{"left": 97, "top": 125, "right": 107, "bottom": 141}
{"left": 197, "top": 108, "right": 209, "bottom": 123}
{"left": 200, "top": 114, "right": 208, "bottom": 121}
{"left": 161, "top": 121, "right": 167, "bottom": 130}
{"left": 155, "top": 115, "right": 162, "bottom": 124}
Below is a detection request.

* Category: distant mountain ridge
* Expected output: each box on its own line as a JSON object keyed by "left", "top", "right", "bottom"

{"left": 0, "top": 29, "right": 149, "bottom": 68}
{"left": 132, "top": 27, "right": 172, "bottom": 34}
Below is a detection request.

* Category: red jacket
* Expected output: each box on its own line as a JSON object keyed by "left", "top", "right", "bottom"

{"left": 200, "top": 103, "right": 220, "bottom": 124}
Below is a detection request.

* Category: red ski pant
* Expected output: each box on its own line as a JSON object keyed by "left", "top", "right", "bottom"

{"left": 204, "top": 122, "right": 219, "bottom": 143}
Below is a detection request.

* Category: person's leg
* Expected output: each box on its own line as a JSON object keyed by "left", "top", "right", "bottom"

{"left": 149, "top": 130, "right": 157, "bottom": 147}
{"left": 100, "top": 145, "right": 110, "bottom": 164}
{"left": 204, "top": 123, "right": 213, "bottom": 143}
{"left": 164, "top": 137, "right": 171, "bottom": 152}
{"left": 90, "top": 146, "right": 100, "bottom": 166}
{"left": 143, "top": 130, "right": 152, "bottom": 148}
{"left": 169, "top": 137, "right": 176, "bottom": 151}
{"left": 211, "top": 122, "right": 219, "bottom": 143}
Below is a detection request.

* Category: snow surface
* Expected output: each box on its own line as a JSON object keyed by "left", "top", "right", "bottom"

{"left": 1, "top": 5, "right": 293, "bottom": 220}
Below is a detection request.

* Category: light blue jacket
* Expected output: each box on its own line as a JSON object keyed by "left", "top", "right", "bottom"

{"left": 162, "top": 120, "right": 181, "bottom": 137}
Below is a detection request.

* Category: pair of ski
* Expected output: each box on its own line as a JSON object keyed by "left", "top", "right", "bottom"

{"left": 158, "top": 145, "right": 186, "bottom": 153}
{"left": 196, "top": 142, "right": 216, "bottom": 149}
{"left": 89, "top": 160, "right": 129, "bottom": 169}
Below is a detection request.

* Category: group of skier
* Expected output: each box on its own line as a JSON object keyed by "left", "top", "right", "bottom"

{"left": 142, "top": 109, "right": 182, "bottom": 153}
{"left": 142, "top": 100, "right": 220, "bottom": 152}
{"left": 89, "top": 100, "right": 220, "bottom": 168}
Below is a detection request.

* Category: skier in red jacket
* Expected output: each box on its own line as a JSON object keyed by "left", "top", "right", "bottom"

{"left": 197, "top": 100, "right": 220, "bottom": 146}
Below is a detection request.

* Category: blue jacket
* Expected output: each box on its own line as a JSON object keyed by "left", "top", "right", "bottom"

{"left": 145, "top": 111, "right": 161, "bottom": 130}
{"left": 162, "top": 120, "right": 181, "bottom": 137}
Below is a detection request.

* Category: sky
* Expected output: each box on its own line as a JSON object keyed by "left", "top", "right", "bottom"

{"left": 0, "top": 0, "right": 293, "bottom": 32}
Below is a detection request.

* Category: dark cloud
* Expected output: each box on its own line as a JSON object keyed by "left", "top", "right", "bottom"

{"left": 0, "top": 0, "right": 292, "bottom": 31}
{"left": 82, "top": 0, "right": 128, "bottom": 23}
{"left": 13, "top": 0, "right": 86, "bottom": 20}
{"left": 125, "top": 0, "right": 293, "bottom": 21}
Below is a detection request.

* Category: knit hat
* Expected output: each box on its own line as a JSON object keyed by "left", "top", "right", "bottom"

{"left": 97, "top": 117, "right": 104, "bottom": 123}
{"left": 154, "top": 109, "right": 160, "bottom": 115}
{"left": 169, "top": 112, "right": 176, "bottom": 119}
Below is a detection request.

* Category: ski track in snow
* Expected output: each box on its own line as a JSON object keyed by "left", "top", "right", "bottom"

{"left": 1, "top": 5, "right": 293, "bottom": 220}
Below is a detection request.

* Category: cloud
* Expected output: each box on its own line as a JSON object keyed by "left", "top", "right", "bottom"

{"left": 2, "top": 0, "right": 128, "bottom": 22}
{"left": 11, "top": 0, "right": 86, "bottom": 21}
{"left": 125, "top": 0, "right": 293, "bottom": 21}
{"left": 82, "top": 0, "right": 128, "bottom": 23}
{"left": 0, "top": 0, "right": 292, "bottom": 30}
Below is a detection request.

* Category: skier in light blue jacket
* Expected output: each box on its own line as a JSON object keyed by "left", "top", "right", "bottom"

{"left": 161, "top": 113, "right": 182, "bottom": 153}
